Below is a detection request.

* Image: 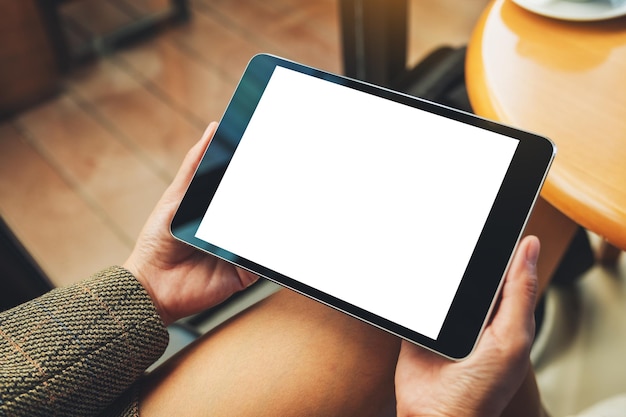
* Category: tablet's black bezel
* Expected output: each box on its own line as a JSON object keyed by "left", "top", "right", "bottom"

{"left": 171, "top": 54, "right": 555, "bottom": 360}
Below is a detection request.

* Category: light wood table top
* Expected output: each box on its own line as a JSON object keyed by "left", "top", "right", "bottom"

{"left": 466, "top": 0, "right": 626, "bottom": 250}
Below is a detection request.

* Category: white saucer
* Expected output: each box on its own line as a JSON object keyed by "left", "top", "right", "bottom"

{"left": 512, "top": 0, "right": 626, "bottom": 21}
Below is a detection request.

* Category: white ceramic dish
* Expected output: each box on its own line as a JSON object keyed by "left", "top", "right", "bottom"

{"left": 512, "top": 0, "right": 626, "bottom": 21}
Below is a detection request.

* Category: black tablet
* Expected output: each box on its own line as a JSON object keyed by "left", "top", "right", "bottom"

{"left": 171, "top": 54, "right": 555, "bottom": 360}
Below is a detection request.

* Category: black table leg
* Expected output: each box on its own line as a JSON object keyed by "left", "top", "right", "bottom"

{"left": 338, "top": 0, "right": 408, "bottom": 87}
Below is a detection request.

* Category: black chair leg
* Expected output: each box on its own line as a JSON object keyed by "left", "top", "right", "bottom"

{"left": 0, "top": 217, "right": 53, "bottom": 312}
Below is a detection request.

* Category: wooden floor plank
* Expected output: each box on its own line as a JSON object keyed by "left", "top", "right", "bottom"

{"left": 14, "top": 95, "right": 169, "bottom": 243}
{"left": 192, "top": 0, "right": 341, "bottom": 73}
{"left": 167, "top": 8, "right": 271, "bottom": 81}
{"left": 0, "top": 123, "right": 131, "bottom": 286}
{"left": 68, "top": 58, "right": 204, "bottom": 180}
{"left": 114, "top": 37, "right": 237, "bottom": 123}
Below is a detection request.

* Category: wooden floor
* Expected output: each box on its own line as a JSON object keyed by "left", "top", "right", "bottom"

{"left": 0, "top": 0, "right": 487, "bottom": 287}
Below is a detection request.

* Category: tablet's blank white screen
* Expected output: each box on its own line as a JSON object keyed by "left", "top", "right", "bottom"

{"left": 195, "top": 66, "right": 518, "bottom": 340}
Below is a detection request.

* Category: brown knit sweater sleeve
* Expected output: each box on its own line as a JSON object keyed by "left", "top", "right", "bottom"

{"left": 0, "top": 266, "right": 169, "bottom": 416}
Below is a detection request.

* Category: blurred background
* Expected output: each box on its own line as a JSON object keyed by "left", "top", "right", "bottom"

{"left": 0, "top": 0, "right": 485, "bottom": 287}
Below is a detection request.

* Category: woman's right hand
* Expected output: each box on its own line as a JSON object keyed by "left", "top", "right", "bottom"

{"left": 395, "top": 235, "right": 540, "bottom": 417}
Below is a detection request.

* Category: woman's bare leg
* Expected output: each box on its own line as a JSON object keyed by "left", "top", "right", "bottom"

{"left": 140, "top": 197, "right": 572, "bottom": 417}
{"left": 140, "top": 288, "right": 401, "bottom": 417}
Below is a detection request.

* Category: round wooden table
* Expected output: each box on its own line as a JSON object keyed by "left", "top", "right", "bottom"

{"left": 466, "top": 0, "right": 626, "bottom": 251}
